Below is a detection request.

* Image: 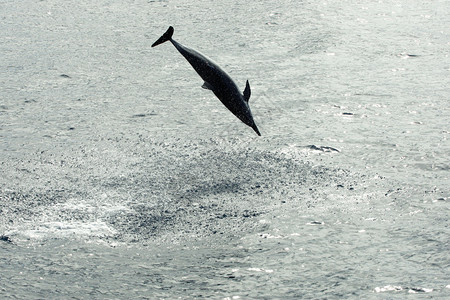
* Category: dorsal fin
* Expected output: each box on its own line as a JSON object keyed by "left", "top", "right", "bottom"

{"left": 243, "top": 80, "right": 251, "bottom": 102}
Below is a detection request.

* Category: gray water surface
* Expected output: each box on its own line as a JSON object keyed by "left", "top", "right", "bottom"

{"left": 1, "top": 0, "right": 449, "bottom": 299}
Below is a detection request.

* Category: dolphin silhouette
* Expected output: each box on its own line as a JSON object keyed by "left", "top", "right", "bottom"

{"left": 152, "top": 26, "right": 261, "bottom": 136}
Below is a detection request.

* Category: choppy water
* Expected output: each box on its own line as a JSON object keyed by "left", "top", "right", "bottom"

{"left": 1, "top": 0, "right": 449, "bottom": 299}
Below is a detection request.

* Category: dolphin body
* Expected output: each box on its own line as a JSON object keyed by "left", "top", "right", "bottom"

{"left": 152, "top": 26, "right": 261, "bottom": 136}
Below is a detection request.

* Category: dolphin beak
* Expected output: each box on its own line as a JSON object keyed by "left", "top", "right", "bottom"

{"left": 252, "top": 124, "right": 261, "bottom": 136}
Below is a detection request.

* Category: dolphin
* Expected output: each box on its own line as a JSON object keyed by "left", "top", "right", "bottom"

{"left": 152, "top": 26, "right": 261, "bottom": 136}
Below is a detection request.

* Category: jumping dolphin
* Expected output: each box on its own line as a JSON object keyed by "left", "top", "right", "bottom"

{"left": 152, "top": 26, "right": 261, "bottom": 136}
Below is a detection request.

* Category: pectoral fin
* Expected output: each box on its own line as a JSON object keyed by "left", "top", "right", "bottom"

{"left": 201, "top": 81, "right": 214, "bottom": 90}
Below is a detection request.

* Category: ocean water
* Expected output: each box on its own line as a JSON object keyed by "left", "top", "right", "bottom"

{"left": 1, "top": 0, "right": 449, "bottom": 299}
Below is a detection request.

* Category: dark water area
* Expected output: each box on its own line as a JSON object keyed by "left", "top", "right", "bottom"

{"left": 1, "top": 0, "right": 449, "bottom": 298}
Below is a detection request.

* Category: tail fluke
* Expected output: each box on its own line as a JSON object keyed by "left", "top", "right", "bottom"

{"left": 152, "top": 26, "right": 174, "bottom": 47}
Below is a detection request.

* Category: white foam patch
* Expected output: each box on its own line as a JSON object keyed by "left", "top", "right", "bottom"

{"left": 22, "top": 220, "right": 117, "bottom": 239}
{"left": 374, "top": 285, "right": 403, "bottom": 293}
{"left": 374, "top": 285, "right": 433, "bottom": 294}
{"left": 247, "top": 267, "right": 274, "bottom": 273}
{"left": 55, "top": 196, "right": 130, "bottom": 214}
{"left": 16, "top": 193, "right": 129, "bottom": 240}
{"left": 408, "top": 287, "right": 433, "bottom": 293}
